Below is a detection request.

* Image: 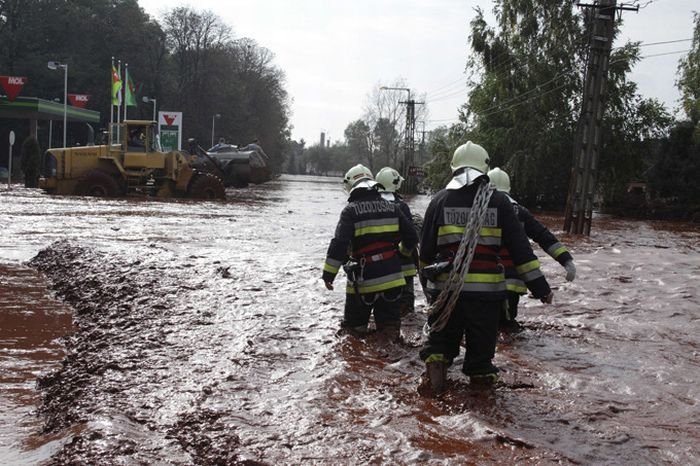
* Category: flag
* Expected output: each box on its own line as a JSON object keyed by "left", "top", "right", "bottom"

{"left": 125, "top": 67, "right": 137, "bottom": 107}
{"left": 111, "top": 65, "right": 122, "bottom": 106}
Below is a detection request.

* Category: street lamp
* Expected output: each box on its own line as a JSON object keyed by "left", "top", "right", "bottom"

{"left": 48, "top": 61, "right": 68, "bottom": 148}
{"left": 142, "top": 96, "right": 157, "bottom": 122}
{"left": 211, "top": 113, "right": 221, "bottom": 147}
{"left": 48, "top": 97, "right": 60, "bottom": 149}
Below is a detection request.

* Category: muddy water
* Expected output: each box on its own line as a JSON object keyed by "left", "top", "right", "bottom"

{"left": 1, "top": 176, "right": 699, "bottom": 464}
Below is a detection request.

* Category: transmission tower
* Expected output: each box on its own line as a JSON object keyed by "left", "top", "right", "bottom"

{"left": 563, "top": 0, "right": 638, "bottom": 235}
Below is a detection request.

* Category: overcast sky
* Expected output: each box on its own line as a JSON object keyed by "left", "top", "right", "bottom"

{"left": 138, "top": 0, "right": 697, "bottom": 145}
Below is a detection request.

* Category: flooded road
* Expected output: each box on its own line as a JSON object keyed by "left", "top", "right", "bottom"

{"left": 1, "top": 175, "right": 699, "bottom": 464}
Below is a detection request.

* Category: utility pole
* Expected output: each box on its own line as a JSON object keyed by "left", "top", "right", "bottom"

{"left": 380, "top": 86, "right": 424, "bottom": 193}
{"left": 563, "top": 0, "right": 638, "bottom": 235}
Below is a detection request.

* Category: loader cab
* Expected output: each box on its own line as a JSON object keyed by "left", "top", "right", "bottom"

{"left": 115, "top": 120, "right": 167, "bottom": 169}
{"left": 108, "top": 120, "right": 161, "bottom": 153}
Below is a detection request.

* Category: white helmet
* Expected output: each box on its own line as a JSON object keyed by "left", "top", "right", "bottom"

{"left": 450, "top": 141, "right": 490, "bottom": 174}
{"left": 487, "top": 167, "right": 511, "bottom": 193}
{"left": 343, "top": 164, "right": 375, "bottom": 193}
{"left": 375, "top": 167, "right": 404, "bottom": 192}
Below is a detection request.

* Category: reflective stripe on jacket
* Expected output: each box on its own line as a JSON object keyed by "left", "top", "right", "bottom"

{"left": 323, "top": 188, "right": 418, "bottom": 294}
{"left": 419, "top": 181, "right": 550, "bottom": 301}
{"left": 499, "top": 201, "right": 573, "bottom": 294}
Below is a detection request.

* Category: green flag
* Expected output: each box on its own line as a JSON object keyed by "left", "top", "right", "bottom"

{"left": 125, "top": 68, "right": 137, "bottom": 107}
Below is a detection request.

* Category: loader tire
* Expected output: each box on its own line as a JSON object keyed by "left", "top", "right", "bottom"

{"left": 74, "top": 170, "right": 122, "bottom": 197}
{"left": 188, "top": 173, "right": 226, "bottom": 199}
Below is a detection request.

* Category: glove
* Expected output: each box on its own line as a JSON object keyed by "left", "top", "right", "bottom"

{"left": 564, "top": 261, "right": 576, "bottom": 282}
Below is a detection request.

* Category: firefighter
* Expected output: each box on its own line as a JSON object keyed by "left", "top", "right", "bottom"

{"left": 375, "top": 167, "right": 419, "bottom": 316}
{"left": 419, "top": 142, "right": 553, "bottom": 391}
{"left": 487, "top": 167, "right": 576, "bottom": 331}
{"left": 322, "top": 164, "right": 419, "bottom": 341}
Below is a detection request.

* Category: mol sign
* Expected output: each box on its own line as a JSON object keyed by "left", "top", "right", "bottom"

{"left": 68, "top": 94, "right": 90, "bottom": 108}
{"left": 0, "top": 76, "right": 28, "bottom": 102}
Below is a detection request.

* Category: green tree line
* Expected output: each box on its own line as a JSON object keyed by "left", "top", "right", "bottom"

{"left": 423, "top": 1, "right": 700, "bottom": 218}
{"left": 0, "top": 0, "right": 290, "bottom": 172}
{"left": 291, "top": 1, "right": 698, "bottom": 219}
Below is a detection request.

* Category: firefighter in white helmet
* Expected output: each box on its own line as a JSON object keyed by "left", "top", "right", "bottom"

{"left": 418, "top": 142, "right": 553, "bottom": 392}
{"left": 487, "top": 167, "right": 576, "bottom": 331}
{"left": 322, "top": 164, "right": 418, "bottom": 341}
{"left": 376, "top": 167, "right": 420, "bottom": 316}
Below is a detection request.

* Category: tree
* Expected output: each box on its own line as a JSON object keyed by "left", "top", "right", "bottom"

{"left": 344, "top": 119, "right": 373, "bottom": 169}
{"left": 677, "top": 13, "right": 700, "bottom": 128}
{"left": 425, "top": 1, "right": 673, "bottom": 210}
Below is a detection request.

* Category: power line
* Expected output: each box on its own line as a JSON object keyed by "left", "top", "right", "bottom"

{"left": 454, "top": 47, "right": 691, "bottom": 121}
{"left": 637, "top": 38, "right": 692, "bottom": 47}
{"left": 424, "top": 75, "right": 468, "bottom": 95}
{"left": 640, "top": 49, "right": 691, "bottom": 59}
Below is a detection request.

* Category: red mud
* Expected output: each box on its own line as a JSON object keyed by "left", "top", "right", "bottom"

{"left": 1, "top": 176, "right": 699, "bottom": 464}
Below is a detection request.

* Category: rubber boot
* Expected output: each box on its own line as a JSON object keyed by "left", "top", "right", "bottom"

{"left": 375, "top": 322, "right": 400, "bottom": 342}
{"left": 469, "top": 372, "right": 498, "bottom": 387}
{"left": 351, "top": 325, "right": 369, "bottom": 335}
{"left": 425, "top": 354, "right": 448, "bottom": 394}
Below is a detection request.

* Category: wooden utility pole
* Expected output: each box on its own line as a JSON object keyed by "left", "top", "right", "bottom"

{"left": 563, "top": 0, "right": 638, "bottom": 235}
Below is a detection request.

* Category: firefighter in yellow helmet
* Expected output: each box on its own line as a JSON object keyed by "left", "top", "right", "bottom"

{"left": 322, "top": 164, "right": 418, "bottom": 341}
{"left": 487, "top": 167, "right": 576, "bottom": 331}
{"left": 418, "top": 142, "right": 552, "bottom": 392}
{"left": 375, "top": 167, "right": 419, "bottom": 316}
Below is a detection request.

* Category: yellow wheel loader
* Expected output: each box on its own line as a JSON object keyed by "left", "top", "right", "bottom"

{"left": 38, "top": 120, "right": 226, "bottom": 199}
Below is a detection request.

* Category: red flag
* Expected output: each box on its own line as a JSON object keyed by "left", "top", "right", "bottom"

{"left": 0, "top": 76, "right": 28, "bottom": 101}
{"left": 68, "top": 93, "right": 90, "bottom": 108}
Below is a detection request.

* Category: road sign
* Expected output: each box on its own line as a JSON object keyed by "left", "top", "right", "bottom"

{"left": 408, "top": 165, "right": 425, "bottom": 177}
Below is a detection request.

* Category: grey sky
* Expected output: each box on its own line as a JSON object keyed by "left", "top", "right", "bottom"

{"left": 138, "top": 0, "right": 697, "bottom": 145}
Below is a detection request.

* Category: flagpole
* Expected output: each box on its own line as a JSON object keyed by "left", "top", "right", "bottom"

{"left": 124, "top": 63, "right": 128, "bottom": 121}
{"left": 110, "top": 57, "right": 114, "bottom": 128}
{"left": 117, "top": 60, "right": 122, "bottom": 141}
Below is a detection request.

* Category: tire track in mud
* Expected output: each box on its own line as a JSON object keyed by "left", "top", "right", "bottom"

{"left": 29, "top": 240, "right": 260, "bottom": 465}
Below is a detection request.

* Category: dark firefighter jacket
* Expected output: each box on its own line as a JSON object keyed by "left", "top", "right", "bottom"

{"left": 381, "top": 192, "right": 419, "bottom": 279}
{"left": 499, "top": 199, "right": 574, "bottom": 294}
{"left": 323, "top": 187, "right": 419, "bottom": 294}
{"left": 419, "top": 180, "right": 551, "bottom": 301}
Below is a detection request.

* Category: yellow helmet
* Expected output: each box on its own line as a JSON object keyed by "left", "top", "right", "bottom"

{"left": 343, "top": 164, "right": 374, "bottom": 193}
{"left": 375, "top": 167, "right": 404, "bottom": 192}
{"left": 487, "top": 167, "right": 510, "bottom": 193}
{"left": 450, "top": 141, "right": 490, "bottom": 174}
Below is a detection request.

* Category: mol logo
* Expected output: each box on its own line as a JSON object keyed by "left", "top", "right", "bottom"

{"left": 68, "top": 93, "right": 90, "bottom": 108}
{"left": 0, "top": 75, "right": 28, "bottom": 101}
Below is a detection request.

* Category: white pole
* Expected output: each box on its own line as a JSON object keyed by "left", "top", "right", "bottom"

{"left": 49, "top": 120, "right": 53, "bottom": 149}
{"left": 110, "top": 57, "right": 114, "bottom": 142}
{"left": 124, "top": 63, "right": 128, "bottom": 121}
{"left": 62, "top": 64, "right": 67, "bottom": 148}
{"left": 152, "top": 99, "right": 157, "bottom": 122}
{"left": 117, "top": 61, "right": 122, "bottom": 141}
{"left": 8, "top": 130, "right": 15, "bottom": 189}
